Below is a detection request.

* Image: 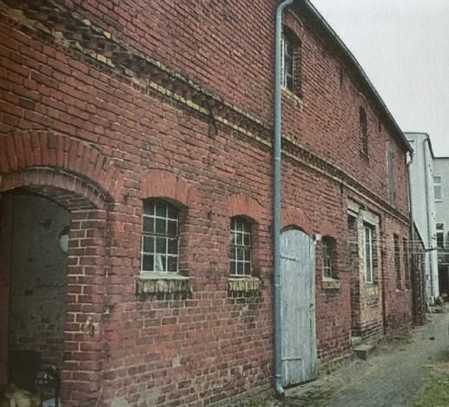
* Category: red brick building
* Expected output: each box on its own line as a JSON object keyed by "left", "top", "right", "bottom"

{"left": 0, "top": 0, "right": 414, "bottom": 405}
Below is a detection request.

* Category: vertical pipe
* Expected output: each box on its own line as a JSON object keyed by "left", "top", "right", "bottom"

{"left": 274, "top": 0, "right": 293, "bottom": 397}
{"left": 422, "top": 136, "right": 435, "bottom": 303}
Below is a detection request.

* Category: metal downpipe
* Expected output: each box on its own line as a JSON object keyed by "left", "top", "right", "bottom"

{"left": 273, "top": 0, "right": 294, "bottom": 397}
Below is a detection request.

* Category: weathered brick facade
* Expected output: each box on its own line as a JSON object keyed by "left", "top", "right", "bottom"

{"left": 0, "top": 0, "right": 416, "bottom": 406}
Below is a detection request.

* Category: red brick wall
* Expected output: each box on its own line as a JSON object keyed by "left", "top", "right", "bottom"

{"left": 382, "top": 216, "right": 414, "bottom": 333}
{"left": 0, "top": 1, "right": 412, "bottom": 405}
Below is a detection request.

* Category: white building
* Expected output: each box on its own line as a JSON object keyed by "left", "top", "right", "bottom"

{"left": 406, "top": 132, "right": 439, "bottom": 303}
{"left": 433, "top": 156, "right": 449, "bottom": 297}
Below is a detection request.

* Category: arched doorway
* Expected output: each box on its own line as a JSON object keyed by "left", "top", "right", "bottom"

{"left": 0, "top": 169, "right": 111, "bottom": 407}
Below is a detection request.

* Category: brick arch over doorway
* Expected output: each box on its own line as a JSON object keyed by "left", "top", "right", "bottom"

{"left": 0, "top": 164, "right": 115, "bottom": 407}
{"left": 0, "top": 131, "right": 124, "bottom": 201}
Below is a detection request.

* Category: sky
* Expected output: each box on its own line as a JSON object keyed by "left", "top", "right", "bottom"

{"left": 311, "top": 0, "right": 449, "bottom": 157}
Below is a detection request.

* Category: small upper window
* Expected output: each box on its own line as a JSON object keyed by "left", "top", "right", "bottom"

{"left": 281, "top": 29, "right": 301, "bottom": 94}
{"left": 230, "top": 217, "right": 252, "bottom": 276}
{"left": 141, "top": 199, "right": 179, "bottom": 273}
{"left": 434, "top": 176, "right": 442, "bottom": 201}
{"left": 360, "top": 107, "right": 368, "bottom": 156}
{"left": 322, "top": 237, "right": 336, "bottom": 280}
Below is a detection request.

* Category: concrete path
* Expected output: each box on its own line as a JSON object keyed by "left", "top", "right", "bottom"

{"left": 284, "top": 311, "right": 449, "bottom": 407}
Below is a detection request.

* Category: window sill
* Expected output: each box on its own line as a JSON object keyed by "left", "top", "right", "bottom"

{"left": 322, "top": 278, "right": 341, "bottom": 290}
{"left": 282, "top": 88, "right": 303, "bottom": 107}
{"left": 136, "top": 272, "right": 191, "bottom": 298}
{"left": 228, "top": 276, "right": 261, "bottom": 295}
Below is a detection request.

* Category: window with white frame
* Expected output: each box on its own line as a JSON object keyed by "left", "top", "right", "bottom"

{"left": 281, "top": 31, "right": 295, "bottom": 92}
{"left": 141, "top": 199, "right": 179, "bottom": 273}
{"left": 434, "top": 176, "right": 442, "bottom": 201}
{"left": 363, "top": 223, "right": 374, "bottom": 283}
{"left": 322, "top": 237, "right": 336, "bottom": 279}
{"left": 229, "top": 217, "right": 252, "bottom": 276}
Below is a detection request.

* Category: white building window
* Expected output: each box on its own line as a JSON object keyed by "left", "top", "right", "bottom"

{"left": 141, "top": 199, "right": 179, "bottom": 273}
{"left": 434, "top": 176, "right": 442, "bottom": 201}
{"left": 363, "top": 224, "right": 374, "bottom": 283}
{"left": 281, "top": 31, "right": 295, "bottom": 91}
{"left": 230, "top": 217, "right": 252, "bottom": 276}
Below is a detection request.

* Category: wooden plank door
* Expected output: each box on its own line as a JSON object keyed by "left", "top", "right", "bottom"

{"left": 281, "top": 228, "right": 317, "bottom": 386}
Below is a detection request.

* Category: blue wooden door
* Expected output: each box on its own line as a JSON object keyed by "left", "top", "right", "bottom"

{"left": 281, "top": 229, "right": 317, "bottom": 386}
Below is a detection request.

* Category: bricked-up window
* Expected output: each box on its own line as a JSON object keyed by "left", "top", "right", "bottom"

{"left": 141, "top": 199, "right": 179, "bottom": 273}
{"left": 360, "top": 107, "right": 368, "bottom": 156}
{"left": 322, "top": 236, "right": 336, "bottom": 279}
{"left": 394, "top": 234, "right": 401, "bottom": 289}
{"left": 434, "top": 176, "right": 442, "bottom": 201}
{"left": 230, "top": 217, "right": 252, "bottom": 276}
{"left": 363, "top": 223, "right": 374, "bottom": 283}
{"left": 403, "top": 238, "right": 410, "bottom": 289}
{"left": 386, "top": 143, "right": 396, "bottom": 205}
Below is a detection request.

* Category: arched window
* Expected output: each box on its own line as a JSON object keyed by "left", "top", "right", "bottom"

{"left": 141, "top": 199, "right": 179, "bottom": 273}
{"left": 229, "top": 217, "right": 253, "bottom": 276}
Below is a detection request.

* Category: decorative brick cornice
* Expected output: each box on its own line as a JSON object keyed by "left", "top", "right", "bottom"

{"left": 0, "top": 0, "right": 409, "bottom": 226}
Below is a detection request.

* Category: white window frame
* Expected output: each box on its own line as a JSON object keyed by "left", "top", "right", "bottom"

{"left": 322, "top": 237, "right": 335, "bottom": 280}
{"left": 363, "top": 224, "right": 374, "bottom": 284}
{"left": 434, "top": 176, "right": 442, "bottom": 201}
{"left": 229, "top": 217, "right": 253, "bottom": 276}
{"left": 141, "top": 199, "right": 180, "bottom": 273}
{"left": 281, "top": 31, "right": 295, "bottom": 92}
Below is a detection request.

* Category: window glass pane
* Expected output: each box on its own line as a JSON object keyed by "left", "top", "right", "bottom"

{"left": 156, "top": 202, "right": 166, "bottom": 217}
{"left": 167, "top": 205, "right": 178, "bottom": 219}
{"left": 155, "top": 254, "right": 166, "bottom": 272}
{"left": 143, "top": 236, "right": 154, "bottom": 253}
{"left": 156, "top": 218, "right": 166, "bottom": 234}
{"left": 143, "top": 200, "right": 155, "bottom": 215}
{"left": 236, "top": 232, "right": 242, "bottom": 245}
{"left": 230, "top": 261, "right": 236, "bottom": 274}
{"left": 237, "top": 247, "right": 244, "bottom": 261}
{"left": 168, "top": 239, "right": 177, "bottom": 255}
{"left": 243, "top": 262, "right": 250, "bottom": 275}
{"left": 142, "top": 255, "right": 153, "bottom": 272}
{"left": 156, "top": 238, "right": 166, "bottom": 253}
{"left": 244, "top": 248, "right": 251, "bottom": 263}
{"left": 167, "top": 220, "right": 177, "bottom": 237}
{"left": 167, "top": 256, "right": 177, "bottom": 272}
{"left": 143, "top": 217, "right": 154, "bottom": 233}
{"left": 237, "top": 262, "right": 243, "bottom": 275}
{"left": 243, "top": 233, "right": 250, "bottom": 246}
